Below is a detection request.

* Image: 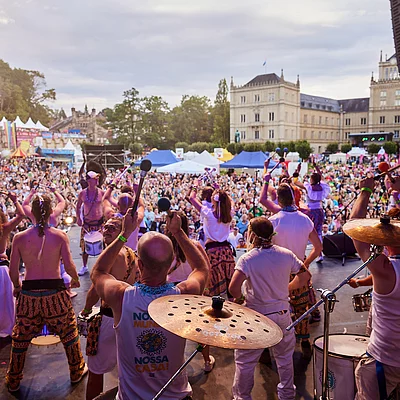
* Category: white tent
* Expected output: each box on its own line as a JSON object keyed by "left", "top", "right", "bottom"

{"left": 183, "top": 151, "right": 199, "bottom": 160}
{"left": 63, "top": 139, "right": 76, "bottom": 152}
{"left": 25, "top": 117, "right": 38, "bottom": 129}
{"left": 35, "top": 120, "right": 49, "bottom": 131}
{"left": 13, "top": 116, "right": 28, "bottom": 128}
{"left": 157, "top": 160, "right": 209, "bottom": 174}
{"left": 285, "top": 152, "right": 300, "bottom": 162}
{"left": 192, "top": 150, "right": 220, "bottom": 169}
{"left": 0, "top": 117, "right": 7, "bottom": 124}
{"left": 329, "top": 152, "right": 347, "bottom": 163}
{"left": 347, "top": 147, "right": 367, "bottom": 157}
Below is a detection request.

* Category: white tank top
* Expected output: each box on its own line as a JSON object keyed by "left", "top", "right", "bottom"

{"left": 368, "top": 257, "right": 400, "bottom": 367}
{"left": 115, "top": 282, "right": 192, "bottom": 400}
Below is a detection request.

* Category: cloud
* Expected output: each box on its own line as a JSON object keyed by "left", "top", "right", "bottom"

{"left": 0, "top": 0, "right": 395, "bottom": 112}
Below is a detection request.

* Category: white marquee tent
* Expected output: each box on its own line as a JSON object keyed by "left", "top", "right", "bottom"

{"left": 13, "top": 116, "right": 28, "bottom": 128}
{"left": 157, "top": 160, "right": 210, "bottom": 174}
{"left": 347, "top": 147, "right": 367, "bottom": 157}
{"left": 329, "top": 152, "right": 347, "bottom": 163}
{"left": 192, "top": 150, "right": 220, "bottom": 169}
{"left": 25, "top": 117, "right": 38, "bottom": 129}
{"left": 183, "top": 151, "right": 199, "bottom": 160}
{"left": 35, "top": 120, "right": 49, "bottom": 131}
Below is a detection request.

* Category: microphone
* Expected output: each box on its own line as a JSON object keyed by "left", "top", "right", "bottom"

{"left": 158, "top": 197, "right": 171, "bottom": 213}
{"left": 131, "top": 159, "right": 152, "bottom": 216}
{"left": 112, "top": 161, "right": 136, "bottom": 184}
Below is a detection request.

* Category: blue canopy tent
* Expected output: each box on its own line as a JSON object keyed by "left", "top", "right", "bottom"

{"left": 220, "top": 151, "right": 277, "bottom": 169}
{"left": 134, "top": 150, "right": 179, "bottom": 167}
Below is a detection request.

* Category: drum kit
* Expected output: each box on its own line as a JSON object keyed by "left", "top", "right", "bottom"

{"left": 144, "top": 215, "right": 400, "bottom": 400}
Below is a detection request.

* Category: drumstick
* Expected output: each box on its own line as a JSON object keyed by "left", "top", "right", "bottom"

{"left": 131, "top": 159, "right": 152, "bottom": 216}
{"left": 374, "top": 163, "right": 400, "bottom": 182}
{"left": 112, "top": 161, "right": 135, "bottom": 184}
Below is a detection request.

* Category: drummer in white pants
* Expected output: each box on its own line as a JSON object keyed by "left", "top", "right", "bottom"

{"left": 229, "top": 217, "right": 311, "bottom": 400}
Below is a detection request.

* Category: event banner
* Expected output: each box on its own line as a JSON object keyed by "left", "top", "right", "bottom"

{"left": 16, "top": 128, "right": 40, "bottom": 147}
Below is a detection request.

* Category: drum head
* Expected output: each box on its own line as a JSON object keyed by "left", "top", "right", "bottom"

{"left": 84, "top": 231, "right": 103, "bottom": 242}
{"left": 314, "top": 334, "right": 369, "bottom": 358}
{"left": 31, "top": 335, "right": 61, "bottom": 346}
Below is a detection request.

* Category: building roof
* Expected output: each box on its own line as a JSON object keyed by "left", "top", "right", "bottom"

{"left": 339, "top": 98, "right": 369, "bottom": 113}
{"left": 50, "top": 117, "right": 72, "bottom": 131}
{"left": 244, "top": 74, "right": 281, "bottom": 87}
{"left": 300, "top": 93, "right": 340, "bottom": 112}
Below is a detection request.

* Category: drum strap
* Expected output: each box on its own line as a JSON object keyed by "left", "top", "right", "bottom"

{"left": 366, "top": 352, "right": 388, "bottom": 400}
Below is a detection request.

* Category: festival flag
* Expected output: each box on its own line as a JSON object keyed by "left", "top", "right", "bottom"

{"left": 11, "top": 122, "right": 17, "bottom": 149}
{"left": 6, "top": 121, "right": 12, "bottom": 150}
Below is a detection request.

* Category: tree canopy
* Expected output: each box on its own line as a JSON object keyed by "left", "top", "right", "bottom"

{"left": 0, "top": 59, "right": 56, "bottom": 124}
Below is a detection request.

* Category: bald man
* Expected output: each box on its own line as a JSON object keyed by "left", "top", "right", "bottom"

{"left": 90, "top": 211, "right": 209, "bottom": 399}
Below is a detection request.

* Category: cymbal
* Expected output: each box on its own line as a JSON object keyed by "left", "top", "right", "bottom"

{"left": 343, "top": 217, "right": 400, "bottom": 246}
{"left": 148, "top": 295, "right": 283, "bottom": 350}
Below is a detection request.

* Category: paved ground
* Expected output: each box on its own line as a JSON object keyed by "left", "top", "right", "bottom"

{"left": 0, "top": 227, "right": 372, "bottom": 400}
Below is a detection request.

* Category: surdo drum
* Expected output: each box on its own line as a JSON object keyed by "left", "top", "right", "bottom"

{"left": 31, "top": 324, "right": 61, "bottom": 347}
{"left": 313, "top": 334, "right": 369, "bottom": 400}
{"left": 84, "top": 231, "right": 104, "bottom": 257}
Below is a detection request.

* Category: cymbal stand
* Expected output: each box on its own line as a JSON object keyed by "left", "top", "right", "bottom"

{"left": 286, "top": 245, "right": 383, "bottom": 400}
{"left": 152, "top": 344, "right": 206, "bottom": 400}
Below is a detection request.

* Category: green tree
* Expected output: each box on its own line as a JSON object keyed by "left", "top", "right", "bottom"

{"left": 211, "top": 78, "right": 230, "bottom": 145}
{"left": 0, "top": 60, "right": 56, "bottom": 124}
{"left": 109, "top": 88, "right": 142, "bottom": 147}
{"left": 264, "top": 141, "right": 275, "bottom": 152}
{"left": 188, "top": 142, "right": 210, "bottom": 153}
{"left": 129, "top": 142, "right": 143, "bottom": 155}
{"left": 295, "top": 140, "right": 313, "bottom": 160}
{"left": 170, "top": 95, "right": 212, "bottom": 144}
{"left": 175, "top": 142, "right": 190, "bottom": 151}
{"left": 244, "top": 143, "right": 264, "bottom": 152}
{"left": 368, "top": 143, "right": 380, "bottom": 154}
{"left": 326, "top": 142, "right": 339, "bottom": 153}
{"left": 140, "top": 96, "right": 172, "bottom": 149}
{"left": 341, "top": 143, "right": 352, "bottom": 153}
{"left": 383, "top": 141, "right": 398, "bottom": 155}
{"left": 226, "top": 142, "right": 237, "bottom": 155}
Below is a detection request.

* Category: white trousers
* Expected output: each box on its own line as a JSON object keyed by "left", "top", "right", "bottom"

{"left": 232, "top": 311, "right": 296, "bottom": 400}
{"left": 0, "top": 265, "right": 15, "bottom": 337}
{"left": 355, "top": 356, "right": 400, "bottom": 400}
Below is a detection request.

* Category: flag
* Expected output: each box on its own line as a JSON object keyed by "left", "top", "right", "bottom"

{"left": 11, "top": 122, "right": 17, "bottom": 149}
{"left": 263, "top": 61, "right": 266, "bottom": 66}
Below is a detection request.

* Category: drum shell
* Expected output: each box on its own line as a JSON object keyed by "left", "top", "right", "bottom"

{"left": 84, "top": 231, "right": 104, "bottom": 257}
{"left": 313, "top": 334, "right": 369, "bottom": 400}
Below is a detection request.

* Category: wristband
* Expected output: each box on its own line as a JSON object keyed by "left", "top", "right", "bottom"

{"left": 360, "top": 187, "right": 373, "bottom": 195}
{"left": 118, "top": 234, "right": 127, "bottom": 243}
{"left": 264, "top": 181, "right": 269, "bottom": 186}
{"left": 83, "top": 308, "right": 92, "bottom": 314}
{"left": 72, "top": 277, "right": 79, "bottom": 282}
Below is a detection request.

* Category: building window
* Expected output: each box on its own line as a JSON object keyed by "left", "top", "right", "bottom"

{"left": 255, "top": 113, "right": 260, "bottom": 122}
{"left": 240, "top": 96, "right": 246, "bottom": 104}
{"left": 325, "top": 117, "right": 328, "bottom": 125}
{"left": 311, "top": 131, "right": 314, "bottom": 139}
{"left": 361, "top": 117, "right": 367, "bottom": 125}
{"left": 269, "top": 112, "right": 275, "bottom": 121}
{"left": 301, "top": 102, "right": 305, "bottom": 107}
{"left": 318, "top": 131, "right": 321, "bottom": 139}
{"left": 319, "top": 116, "right": 322, "bottom": 125}
{"left": 255, "top": 130, "right": 260, "bottom": 139}
{"left": 312, "top": 116, "right": 315, "bottom": 124}
{"left": 396, "top": 90, "right": 400, "bottom": 96}
{"left": 241, "top": 131, "right": 246, "bottom": 140}
{"left": 395, "top": 116, "right": 400, "bottom": 124}
{"left": 254, "top": 94, "right": 260, "bottom": 102}
{"left": 394, "top": 130, "right": 400, "bottom": 139}
{"left": 380, "top": 116, "right": 385, "bottom": 124}
{"left": 345, "top": 132, "right": 350, "bottom": 140}
{"left": 381, "top": 91, "right": 387, "bottom": 97}
{"left": 240, "top": 114, "right": 246, "bottom": 123}
{"left": 345, "top": 118, "right": 351, "bottom": 126}
{"left": 380, "top": 100, "right": 387, "bottom": 107}
{"left": 268, "top": 93, "right": 275, "bottom": 102}
{"left": 304, "top": 114, "right": 308, "bottom": 123}
{"left": 268, "top": 129, "right": 274, "bottom": 139}
{"left": 396, "top": 99, "right": 400, "bottom": 106}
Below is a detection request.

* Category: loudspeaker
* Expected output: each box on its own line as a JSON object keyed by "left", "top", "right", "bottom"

{"left": 323, "top": 233, "right": 357, "bottom": 258}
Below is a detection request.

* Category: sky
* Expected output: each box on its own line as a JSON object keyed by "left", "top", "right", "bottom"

{"left": 0, "top": 0, "right": 395, "bottom": 115}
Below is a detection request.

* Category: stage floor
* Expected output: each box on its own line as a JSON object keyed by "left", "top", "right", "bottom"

{"left": 0, "top": 227, "right": 370, "bottom": 400}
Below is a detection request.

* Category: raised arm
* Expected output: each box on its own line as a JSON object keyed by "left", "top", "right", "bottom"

{"left": 259, "top": 173, "right": 281, "bottom": 215}
{"left": 51, "top": 190, "right": 66, "bottom": 218}
{"left": 188, "top": 188, "right": 202, "bottom": 212}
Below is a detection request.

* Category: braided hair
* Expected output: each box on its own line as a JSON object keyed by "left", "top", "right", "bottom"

{"left": 248, "top": 217, "right": 275, "bottom": 248}
{"left": 32, "top": 195, "right": 52, "bottom": 237}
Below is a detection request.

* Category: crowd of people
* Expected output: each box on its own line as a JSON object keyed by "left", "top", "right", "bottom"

{"left": 0, "top": 154, "right": 399, "bottom": 400}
